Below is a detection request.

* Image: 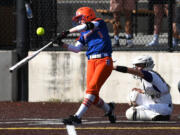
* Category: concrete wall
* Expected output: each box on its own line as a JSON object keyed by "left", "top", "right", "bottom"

{"left": 29, "top": 52, "right": 86, "bottom": 102}
{"left": 29, "top": 51, "right": 180, "bottom": 104}
{"left": 0, "top": 51, "right": 17, "bottom": 101}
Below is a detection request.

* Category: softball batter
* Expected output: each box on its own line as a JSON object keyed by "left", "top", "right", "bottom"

{"left": 59, "top": 7, "right": 116, "bottom": 125}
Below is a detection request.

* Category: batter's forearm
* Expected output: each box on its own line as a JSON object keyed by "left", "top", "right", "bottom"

{"left": 69, "top": 24, "right": 87, "bottom": 33}
{"left": 69, "top": 21, "right": 99, "bottom": 33}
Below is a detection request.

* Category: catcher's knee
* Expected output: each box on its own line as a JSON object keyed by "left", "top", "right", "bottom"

{"left": 126, "top": 107, "right": 137, "bottom": 120}
{"left": 129, "top": 91, "right": 139, "bottom": 102}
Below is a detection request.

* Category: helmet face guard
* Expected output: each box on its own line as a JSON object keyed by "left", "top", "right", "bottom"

{"left": 132, "top": 55, "right": 154, "bottom": 71}
{"left": 72, "top": 15, "right": 84, "bottom": 26}
{"left": 132, "top": 55, "right": 155, "bottom": 79}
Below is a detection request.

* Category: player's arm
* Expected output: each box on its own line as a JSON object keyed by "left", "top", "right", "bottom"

{"left": 62, "top": 41, "right": 83, "bottom": 53}
{"left": 113, "top": 66, "right": 144, "bottom": 78}
{"left": 113, "top": 65, "right": 153, "bottom": 82}
{"left": 59, "top": 21, "right": 99, "bottom": 51}
{"left": 58, "top": 21, "right": 99, "bottom": 43}
{"left": 69, "top": 21, "right": 99, "bottom": 33}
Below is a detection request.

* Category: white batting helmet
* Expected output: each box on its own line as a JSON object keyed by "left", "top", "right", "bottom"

{"left": 132, "top": 55, "right": 154, "bottom": 71}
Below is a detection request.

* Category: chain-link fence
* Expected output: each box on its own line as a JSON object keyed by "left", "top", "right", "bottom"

{"left": 56, "top": 0, "right": 180, "bottom": 51}
{"left": 0, "top": 0, "right": 180, "bottom": 51}
{"left": 29, "top": 0, "right": 57, "bottom": 49}
{"left": 0, "top": 0, "right": 16, "bottom": 49}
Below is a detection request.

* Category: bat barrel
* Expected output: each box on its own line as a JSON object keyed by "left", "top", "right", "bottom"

{"left": 9, "top": 56, "right": 31, "bottom": 72}
{"left": 9, "top": 41, "right": 54, "bottom": 73}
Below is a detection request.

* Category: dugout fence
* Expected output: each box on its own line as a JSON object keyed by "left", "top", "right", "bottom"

{"left": 0, "top": 0, "right": 16, "bottom": 49}
{"left": 0, "top": 0, "right": 180, "bottom": 51}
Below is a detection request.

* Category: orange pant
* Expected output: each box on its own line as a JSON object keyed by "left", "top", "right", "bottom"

{"left": 86, "top": 57, "right": 113, "bottom": 102}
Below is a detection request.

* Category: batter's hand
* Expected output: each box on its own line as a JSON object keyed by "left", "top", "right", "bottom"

{"left": 60, "top": 30, "right": 70, "bottom": 39}
{"left": 58, "top": 40, "right": 65, "bottom": 46}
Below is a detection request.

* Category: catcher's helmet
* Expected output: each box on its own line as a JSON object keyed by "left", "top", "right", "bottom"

{"left": 72, "top": 7, "right": 96, "bottom": 24}
{"left": 132, "top": 55, "right": 155, "bottom": 71}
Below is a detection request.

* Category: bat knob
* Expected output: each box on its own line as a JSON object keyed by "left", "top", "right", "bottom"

{"left": 9, "top": 68, "right": 14, "bottom": 73}
{"left": 9, "top": 70, "right": 13, "bottom": 73}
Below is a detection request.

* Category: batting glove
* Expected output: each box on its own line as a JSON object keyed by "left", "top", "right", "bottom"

{"left": 57, "top": 40, "right": 65, "bottom": 46}
{"left": 60, "top": 30, "right": 70, "bottom": 39}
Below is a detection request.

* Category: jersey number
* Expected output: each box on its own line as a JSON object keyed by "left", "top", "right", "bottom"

{"left": 98, "top": 31, "right": 103, "bottom": 39}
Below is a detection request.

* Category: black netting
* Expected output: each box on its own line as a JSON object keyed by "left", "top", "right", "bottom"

{"left": 56, "top": 0, "right": 179, "bottom": 51}
{"left": 29, "top": 0, "right": 57, "bottom": 49}
{"left": 0, "top": 0, "right": 16, "bottom": 49}
{"left": 0, "top": 0, "right": 180, "bottom": 51}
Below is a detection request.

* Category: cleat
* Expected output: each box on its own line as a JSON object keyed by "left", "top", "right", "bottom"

{"left": 152, "top": 115, "right": 170, "bottom": 121}
{"left": 146, "top": 40, "right": 159, "bottom": 46}
{"left": 104, "top": 102, "right": 116, "bottom": 123}
{"left": 63, "top": 115, "right": 82, "bottom": 125}
{"left": 126, "top": 39, "right": 134, "bottom": 48}
{"left": 172, "top": 38, "right": 178, "bottom": 47}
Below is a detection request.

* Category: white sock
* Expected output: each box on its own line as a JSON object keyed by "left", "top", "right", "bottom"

{"left": 75, "top": 104, "right": 88, "bottom": 119}
{"left": 173, "top": 37, "right": 178, "bottom": 46}
{"left": 125, "top": 34, "right": 132, "bottom": 39}
{"left": 114, "top": 35, "right": 119, "bottom": 40}
{"left": 173, "top": 37, "right": 177, "bottom": 42}
{"left": 153, "top": 34, "right": 159, "bottom": 41}
{"left": 95, "top": 98, "right": 110, "bottom": 113}
{"left": 75, "top": 94, "right": 95, "bottom": 118}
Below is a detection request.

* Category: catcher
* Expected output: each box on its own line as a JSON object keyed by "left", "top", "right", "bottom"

{"left": 114, "top": 55, "right": 173, "bottom": 121}
{"left": 59, "top": 7, "right": 116, "bottom": 125}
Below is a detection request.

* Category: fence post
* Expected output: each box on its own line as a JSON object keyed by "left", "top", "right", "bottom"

{"left": 16, "top": 0, "right": 29, "bottom": 101}
{"left": 148, "top": 1, "right": 154, "bottom": 35}
{"left": 168, "top": 0, "right": 173, "bottom": 52}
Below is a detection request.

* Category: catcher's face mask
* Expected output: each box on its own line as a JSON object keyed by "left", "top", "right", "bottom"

{"left": 132, "top": 63, "right": 145, "bottom": 80}
{"left": 134, "top": 63, "right": 145, "bottom": 70}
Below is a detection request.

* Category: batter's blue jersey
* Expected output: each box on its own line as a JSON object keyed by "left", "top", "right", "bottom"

{"left": 77, "top": 19, "right": 112, "bottom": 57}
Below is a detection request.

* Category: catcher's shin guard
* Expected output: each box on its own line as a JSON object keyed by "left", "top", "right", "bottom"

{"left": 132, "top": 108, "right": 137, "bottom": 120}
{"left": 126, "top": 107, "right": 137, "bottom": 120}
{"left": 126, "top": 107, "right": 159, "bottom": 121}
